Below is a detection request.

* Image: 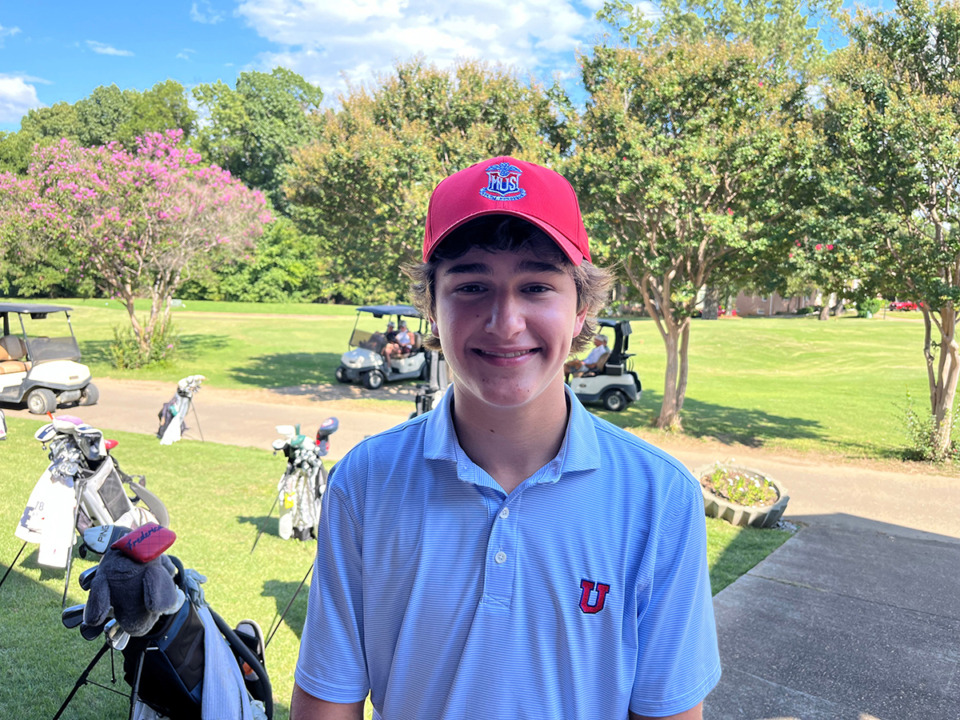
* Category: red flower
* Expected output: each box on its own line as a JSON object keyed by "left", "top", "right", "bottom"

{"left": 826, "top": 244, "right": 834, "bottom": 250}
{"left": 727, "top": 208, "right": 734, "bottom": 215}
{"left": 815, "top": 243, "right": 823, "bottom": 251}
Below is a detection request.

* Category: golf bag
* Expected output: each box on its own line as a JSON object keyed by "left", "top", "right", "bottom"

{"left": 275, "top": 418, "right": 338, "bottom": 541}
{"left": 158, "top": 375, "right": 205, "bottom": 445}
{"left": 56, "top": 549, "right": 272, "bottom": 720}
{"left": 412, "top": 350, "right": 450, "bottom": 417}
{"left": 251, "top": 418, "right": 338, "bottom": 552}
{"left": 6, "top": 415, "right": 168, "bottom": 603}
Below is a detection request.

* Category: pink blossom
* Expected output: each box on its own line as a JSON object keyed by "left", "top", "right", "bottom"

{"left": 815, "top": 244, "right": 823, "bottom": 250}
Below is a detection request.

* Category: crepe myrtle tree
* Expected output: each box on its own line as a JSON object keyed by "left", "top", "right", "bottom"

{"left": 572, "top": 37, "right": 815, "bottom": 430}
{"left": 4, "top": 129, "right": 270, "bottom": 352}
{"left": 816, "top": 0, "right": 960, "bottom": 458}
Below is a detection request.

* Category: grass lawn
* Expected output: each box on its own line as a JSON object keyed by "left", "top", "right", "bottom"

{"left": 0, "top": 415, "right": 790, "bottom": 719}
{"left": 25, "top": 297, "right": 938, "bottom": 462}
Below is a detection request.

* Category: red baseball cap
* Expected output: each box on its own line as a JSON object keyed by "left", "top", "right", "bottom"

{"left": 422, "top": 156, "right": 591, "bottom": 265}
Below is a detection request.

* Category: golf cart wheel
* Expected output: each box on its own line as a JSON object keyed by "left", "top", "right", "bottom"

{"left": 601, "top": 389, "right": 628, "bottom": 412}
{"left": 79, "top": 382, "right": 99, "bottom": 406}
{"left": 362, "top": 370, "right": 385, "bottom": 390}
{"left": 335, "top": 366, "right": 349, "bottom": 383}
{"left": 26, "top": 387, "right": 56, "bottom": 414}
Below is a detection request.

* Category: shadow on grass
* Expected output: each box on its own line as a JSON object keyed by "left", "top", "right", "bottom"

{"left": 230, "top": 352, "right": 340, "bottom": 389}
{"left": 261, "top": 573, "right": 313, "bottom": 643}
{"left": 80, "top": 333, "right": 232, "bottom": 366}
{"left": 598, "top": 389, "right": 823, "bottom": 448}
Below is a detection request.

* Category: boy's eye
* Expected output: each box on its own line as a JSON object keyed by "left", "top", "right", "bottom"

{"left": 455, "top": 283, "right": 485, "bottom": 293}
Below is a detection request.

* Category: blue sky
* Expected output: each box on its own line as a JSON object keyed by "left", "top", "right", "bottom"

{"left": 1, "top": 0, "right": 869, "bottom": 134}
{"left": 0, "top": 0, "right": 622, "bottom": 132}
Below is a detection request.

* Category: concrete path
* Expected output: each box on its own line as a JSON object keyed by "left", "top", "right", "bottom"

{"left": 5, "top": 379, "right": 960, "bottom": 718}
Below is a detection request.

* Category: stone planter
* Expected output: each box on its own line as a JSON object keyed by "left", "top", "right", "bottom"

{"left": 695, "top": 463, "right": 790, "bottom": 528}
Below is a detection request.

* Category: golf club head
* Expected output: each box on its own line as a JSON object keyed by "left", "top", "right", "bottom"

{"left": 77, "top": 566, "right": 97, "bottom": 592}
{"left": 104, "top": 619, "right": 129, "bottom": 651}
{"left": 80, "top": 621, "right": 106, "bottom": 641}
{"left": 82, "top": 525, "right": 132, "bottom": 555}
{"left": 61, "top": 604, "right": 85, "bottom": 629}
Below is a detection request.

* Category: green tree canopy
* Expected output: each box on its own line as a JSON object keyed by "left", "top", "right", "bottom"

{"left": 193, "top": 67, "right": 324, "bottom": 210}
{"left": 573, "top": 18, "right": 818, "bottom": 429}
{"left": 284, "top": 57, "right": 566, "bottom": 304}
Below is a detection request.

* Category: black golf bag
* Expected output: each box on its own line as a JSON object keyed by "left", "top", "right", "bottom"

{"left": 56, "top": 553, "right": 273, "bottom": 720}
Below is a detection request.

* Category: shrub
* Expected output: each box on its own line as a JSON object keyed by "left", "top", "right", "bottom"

{"left": 902, "top": 392, "right": 960, "bottom": 463}
{"left": 109, "top": 320, "right": 180, "bottom": 369}
{"left": 857, "top": 298, "right": 884, "bottom": 317}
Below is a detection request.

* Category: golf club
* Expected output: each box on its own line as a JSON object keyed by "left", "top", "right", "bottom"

{"left": 77, "top": 566, "right": 97, "bottom": 592}
{"left": 104, "top": 619, "right": 129, "bottom": 651}
{"left": 80, "top": 620, "right": 106, "bottom": 641}
{"left": 61, "top": 604, "right": 85, "bottom": 629}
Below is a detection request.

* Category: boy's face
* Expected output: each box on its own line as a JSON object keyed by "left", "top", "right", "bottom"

{"left": 432, "top": 244, "right": 586, "bottom": 413}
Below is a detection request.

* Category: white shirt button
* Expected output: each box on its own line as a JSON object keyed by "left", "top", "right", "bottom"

{"left": 494, "top": 551, "right": 507, "bottom": 564}
{"left": 499, "top": 508, "right": 510, "bottom": 519}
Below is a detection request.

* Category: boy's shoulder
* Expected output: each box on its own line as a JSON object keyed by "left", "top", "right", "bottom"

{"left": 587, "top": 410, "right": 696, "bottom": 484}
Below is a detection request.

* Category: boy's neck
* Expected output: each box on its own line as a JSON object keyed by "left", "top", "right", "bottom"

{"left": 451, "top": 382, "right": 570, "bottom": 495}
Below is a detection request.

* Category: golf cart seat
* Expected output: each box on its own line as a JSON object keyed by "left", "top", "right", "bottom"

{"left": 576, "top": 351, "right": 611, "bottom": 378}
{"left": 0, "top": 336, "right": 29, "bottom": 374}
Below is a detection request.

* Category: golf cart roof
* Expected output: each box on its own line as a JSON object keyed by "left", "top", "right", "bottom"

{"left": 0, "top": 302, "right": 73, "bottom": 316}
{"left": 356, "top": 304, "right": 422, "bottom": 319}
{"left": 598, "top": 317, "right": 632, "bottom": 334}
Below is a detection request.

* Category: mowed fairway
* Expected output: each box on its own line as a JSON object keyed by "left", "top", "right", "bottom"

{"left": 29, "top": 299, "right": 938, "bottom": 460}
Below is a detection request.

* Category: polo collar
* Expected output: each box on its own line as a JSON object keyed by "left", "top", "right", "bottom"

{"left": 423, "top": 387, "right": 602, "bottom": 480}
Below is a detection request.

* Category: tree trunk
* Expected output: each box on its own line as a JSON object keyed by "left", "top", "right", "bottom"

{"left": 701, "top": 286, "right": 719, "bottom": 320}
{"left": 656, "top": 318, "right": 691, "bottom": 431}
{"left": 924, "top": 306, "right": 960, "bottom": 459}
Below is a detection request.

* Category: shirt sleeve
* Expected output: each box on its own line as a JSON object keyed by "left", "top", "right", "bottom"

{"left": 294, "top": 450, "right": 371, "bottom": 703}
{"left": 630, "top": 470, "right": 722, "bottom": 716}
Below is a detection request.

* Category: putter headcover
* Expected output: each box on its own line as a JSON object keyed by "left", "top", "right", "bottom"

{"left": 111, "top": 523, "right": 176, "bottom": 563}
{"left": 83, "top": 546, "right": 184, "bottom": 636}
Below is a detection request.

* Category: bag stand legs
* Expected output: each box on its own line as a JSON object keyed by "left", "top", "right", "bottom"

{"left": 52, "top": 642, "right": 128, "bottom": 719}
{"left": 0, "top": 541, "right": 27, "bottom": 591}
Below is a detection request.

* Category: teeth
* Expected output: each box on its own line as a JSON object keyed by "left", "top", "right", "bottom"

{"left": 483, "top": 350, "right": 528, "bottom": 358}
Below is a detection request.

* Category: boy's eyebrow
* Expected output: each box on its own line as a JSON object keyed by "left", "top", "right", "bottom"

{"left": 442, "top": 259, "right": 566, "bottom": 276}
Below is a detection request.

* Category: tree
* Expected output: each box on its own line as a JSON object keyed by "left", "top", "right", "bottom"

{"left": 0, "top": 81, "right": 196, "bottom": 174}
{"left": 816, "top": 0, "right": 960, "bottom": 458}
{"left": 193, "top": 68, "right": 323, "bottom": 210}
{"left": 284, "top": 57, "right": 567, "bottom": 303}
{"left": 572, "top": 19, "right": 817, "bottom": 429}
{"left": 0, "top": 130, "right": 270, "bottom": 352}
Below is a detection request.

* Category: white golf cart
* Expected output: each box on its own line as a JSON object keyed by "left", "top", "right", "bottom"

{"left": 568, "top": 318, "right": 642, "bottom": 412}
{"left": 335, "top": 304, "right": 428, "bottom": 390}
{"left": 0, "top": 303, "right": 98, "bottom": 414}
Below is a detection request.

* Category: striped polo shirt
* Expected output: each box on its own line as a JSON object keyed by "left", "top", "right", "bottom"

{"left": 295, "top": 389, "right": 721, "bottom": 718}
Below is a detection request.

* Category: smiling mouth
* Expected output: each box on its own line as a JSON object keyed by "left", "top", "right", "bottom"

{"left": 475, "top": 348, "right": 539, "bottom": 359}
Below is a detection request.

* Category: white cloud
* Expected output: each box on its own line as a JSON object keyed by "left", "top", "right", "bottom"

{"left": 0, "top": 75, "right": 43, "bottom": 124}
{"left": 86, "top": 40, "right": 134, "bottom": 57}
{"left": 191, "top": 0, "right": 225, "bottom": 24}
{"left": 0, "top": 24, "right": 21, "bottom": 46}
{"left": 235, "top": 0, "right": 603, "bottom": 100}
{"left": 177, "top": 48, "right": 198, "bottom": 60}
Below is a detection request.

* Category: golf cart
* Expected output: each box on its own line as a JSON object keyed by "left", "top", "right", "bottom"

{"left": 0, "top": 303, "right": 98, "bottom": 414}
{"left": 568, "top": 318, "right": 642, "bottom": 412}
{"left": 336, "top": 304, "right": 428, "bottom": 390}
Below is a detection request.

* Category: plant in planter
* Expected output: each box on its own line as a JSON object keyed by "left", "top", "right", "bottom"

{"left": 695, "top": 461, "right": 789, "bottom": 528}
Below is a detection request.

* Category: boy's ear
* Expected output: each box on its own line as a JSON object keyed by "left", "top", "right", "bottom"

{"left": 430, "top": 318, "right": 439, "bottom": 337}
{"left": 573, "top": 307, "right": 588, "bottom": 339}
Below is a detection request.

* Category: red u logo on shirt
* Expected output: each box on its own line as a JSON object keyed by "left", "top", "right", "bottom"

{"left": 579, "top": 579, "right": 611, "bottom": 614}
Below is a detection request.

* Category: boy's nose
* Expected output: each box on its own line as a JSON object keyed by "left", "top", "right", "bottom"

{"left": 486, "top": 292, "right": 525, "bottom": 337}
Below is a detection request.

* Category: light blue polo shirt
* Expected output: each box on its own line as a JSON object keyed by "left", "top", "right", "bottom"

{"left": 295, "top": 389, "right": 721, "bottom": 718}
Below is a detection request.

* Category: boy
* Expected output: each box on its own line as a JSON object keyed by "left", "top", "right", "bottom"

{"left": 292, "top": 157, "right": 720, "bottom": 719}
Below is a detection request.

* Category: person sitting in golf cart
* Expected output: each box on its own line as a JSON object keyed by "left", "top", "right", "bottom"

{"left": 382, "top": 321, "right": 414, "bottom": 364}
{"left": 564, "top": 333, "right": 609, "bottom": 378}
